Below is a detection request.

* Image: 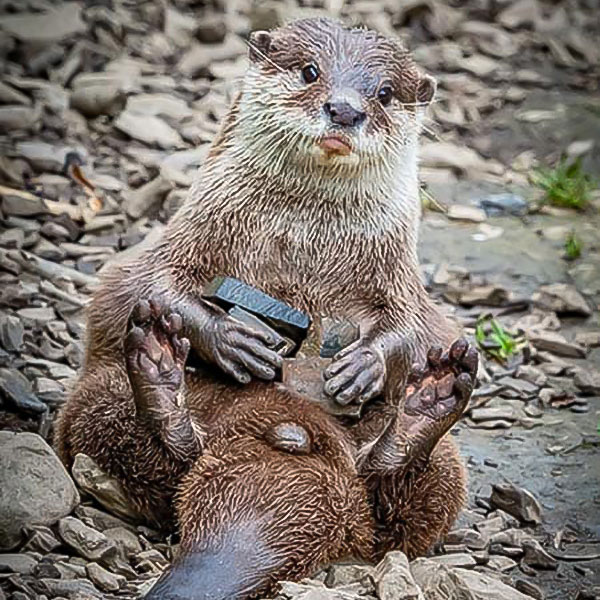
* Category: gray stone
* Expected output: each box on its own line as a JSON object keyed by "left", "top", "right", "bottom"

{"left": 325, "top": 563, "right": 376, "bottom": 589}
{"left": 375, "top": 551, "right": 423, "bottom": 600}
{"left": 522, "top": 539, "right": 558, "bottom": 570}
{"left": 573, "top": 368, "right": 600, "bottom": 395}
{"left": 0, "top": 368, "right": 46, "bottom": 414}
{"left": 86, "top": 562, "right": 125, "bottom": 592}
{"left": 70, "top": 85, "right": 125, "bottom": 118}
{"left": 0, "top": 553, "right": 39, "bottom": 575}
{"left": 0, "top": 2, "right": 86, "bottom": 43}
{"left": 123, "top": 175, "right": 173, "bottom": 219}
{"left": 532, "top": 284, "right": 592, "bottom": 317}
{"left": 528, "top": 331, "right": 587, "bottom": 359}
{"left": 0, "top": 432, "right": 79, "bottom": 549}
{"left": 37, "top": 578, "right": 104, "bottom": 599}
{"left": 0, "top": 314, "right": 24, "bottom": 351}
{"left": 57, "top": 516, "right": 118, "bottom": 562}
{"left": 411, "top": 562, "right": 532, "bottom": 600}
{"left": 103, "top": 527, "right": 143, "bottom": 559}
{"left": 14, "top": 141, "right": 88, "bottom": 174}
{"left": 490, "top": 483, "right": 542, "bottom": 524}
{"left": 71, "top": 453, "right": 142, "bottom": 522}
{"left": 445, "top": 528, "right": 488, "bottom": 550}
{"left": 487, "top": 555, "right": 518, "bottom": 572}
{"left": 114, "top": 111, "right": 185, "bottom": 149}
{"left": 21, "top": 524, "right": 61, "bottom": 553}
{"left": 196, "top": 16, "right": 227, "bottom": 43}
{"left": 0, "top": 105, "right": 38, "bottom": 132}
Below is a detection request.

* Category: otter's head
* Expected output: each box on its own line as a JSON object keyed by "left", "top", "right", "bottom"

{"left": 239, "top": 18, "right": 435, "bottom": 178}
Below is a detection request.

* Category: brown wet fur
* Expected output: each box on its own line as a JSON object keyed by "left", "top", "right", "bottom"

{"left": 55, "top": 17, "right": 475, "bottom": 600}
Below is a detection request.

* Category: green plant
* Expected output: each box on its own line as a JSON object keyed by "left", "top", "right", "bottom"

{"left": 531, "top": 156, "right": 595, "bottom": 210}
{"left": 475, "top": 316, "right": 527, "bottom": 362}
{"left": 564, "top": 230, "right": 582, "bottom": 260}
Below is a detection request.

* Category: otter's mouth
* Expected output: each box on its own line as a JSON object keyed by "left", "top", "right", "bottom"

{"left": 318, "top": 134, "right": 353, "bottom": 156}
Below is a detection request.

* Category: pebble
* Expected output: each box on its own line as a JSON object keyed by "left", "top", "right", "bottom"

{"left": 0, "top": 433, "right": 79, "bottom": 549}
{"left": 57, "top": 516, "right": 118, "bottom": 563}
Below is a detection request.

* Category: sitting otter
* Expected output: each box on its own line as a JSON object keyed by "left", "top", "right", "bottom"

{"left": 55, "top": 17, "right": 478, "bottom": 599}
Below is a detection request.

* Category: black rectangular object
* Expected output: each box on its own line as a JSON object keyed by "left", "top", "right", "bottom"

{"left": 202, "top": 276, "right": 311, "bottom": 345}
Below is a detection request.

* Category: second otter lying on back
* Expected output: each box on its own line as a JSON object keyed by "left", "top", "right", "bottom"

{"left": 56, "top": 17, "right": 477, "bottom": 600}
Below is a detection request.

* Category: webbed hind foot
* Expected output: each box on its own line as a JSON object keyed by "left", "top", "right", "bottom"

{"left": 400, "top": 338, "right": 478, "bottom": 462}
{"left": 125, "top": 296, "right": 203, "bottom": 459}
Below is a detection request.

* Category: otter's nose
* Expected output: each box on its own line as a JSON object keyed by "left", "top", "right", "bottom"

{"left": 324, "top": 102, "right": 366, "bottom": 128}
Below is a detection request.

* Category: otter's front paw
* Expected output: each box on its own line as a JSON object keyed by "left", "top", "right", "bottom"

{"left": 323, "top": 340, "right": 385, "bottom": 405}
{"left": 206, "top": 315, "right": 283, "bottom": 384}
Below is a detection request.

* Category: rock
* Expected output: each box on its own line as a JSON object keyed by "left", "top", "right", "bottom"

{"left": 57, "top": 516, "right": 118, "bottom": 562}
{"left": 420, "top": 142, "right": 502, "bottom": 176}
{"left": 0, "top": 553, "right": 39, "bottom": 575}
{"left": 447, "top": 205, "right": 487, "bottom": 223}
{"left": 528, "top": 331, "right": 587, "bottom": 358}
{"left": 446, "top": 284, "right": 510, "bottom": 307}
{"left": 445, "top": 529, "right": 488, "bottom": 550}
{"left": 196, "top": 16, "right": 227, "bottom": 43}
{"left": 514, "top": 580, "right": 544, "bottom": 600}
{"left": 70, "top": 85, "right": 125, "bottom": 118}
{"left": 125, "top": 94, "right": 193, "bottom": 121}
{"left": 114, "top": 111, "right": 185, "bottom": 149}
{"left": 123, "top": 175, "right": 173, "bottom": 219}
{"left": 490, "top": 483, "right": 542, "bottom": 524}
{"left": 487, "top": 555, "right": 518, "bottom": 571}
{"left": 0, "top": 105, "right": 39, "bottom": 132}
{"left": 498, "top": 0, "right": 541, "bottom": 29}
{"left": 573, "top": 369, "right": 600, "bottom": 395}
{"left": 0, "top": 432, "right": 79, "bottom": 549}
{"left": 411, "top": 561, "right": 531, "bottom": 599}
{"left": 0, "top": 315, "right": 23, "bottom": 352}
{"left": 33, "top": 238, "right": 67, "bottom": 262}
{"left": 574, "top": 331, "right": 600, "bottom": 348}
{"left": 470, "top": 406, "right": 517, "bottom": 422}
{"left": 37, "top": 578, "right": 104, "bottom": 599}
{"left": 423, "top": 553, "right": 477, "bottom": 569}
{"left": 531, "top": 284, "right": 592, "bottom": 317}
{"left": 496, "top": 376, "right": 539, "bottom": 397}
{"left": 375, "top": 551, "right": 423, "bottom": 600}
{"left": 21, "top": 524, "right": 61, "bottom": 553}
{"left": 17, "top": 307, "right": 57, "bottom": 327}
{"left": 277, "top": 580, "right": 359, "bottom": 599}
{"left": 0, "top": 81, "right": 31, "bottom": 105}
{"left": 478, "top": 193, "right": 528, "bottom": 216}
{"left": 14, "top": 141, "right": 87, "bottom": 174}
{"left": 177, "top": 35, "right": 246, "bottom": 78}
{"left": 325, "top": 563, "right": 376, "bottom": 588}
{"left": 522, "top": 539, "right": 558, "bottom": 570}
{"left": 515, "top": 365, "right": 548, "bottom": 387}
{"left": 0, "top": 368, "right": 46, "bottom": 414}
{"left": 0, "top": 2, "right": 86, "bottom": 44}
{"left": 104, "top": 526, "right": 143, "bottom": 559}
{"left": 567, "top": 140, "right": 595, "bottom": 158}
{"left": 86, "top": 562, "right": 125, "bottom": 592}
{"left": 71, "top": 453, "right": 142, "bottom": 522}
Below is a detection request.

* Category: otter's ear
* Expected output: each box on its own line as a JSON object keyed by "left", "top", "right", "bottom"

{"left": 248, "top": 30, "right": 272, "bottom": 63}
{"left": 416, "top": 74, "right": 437, "bottom": 104}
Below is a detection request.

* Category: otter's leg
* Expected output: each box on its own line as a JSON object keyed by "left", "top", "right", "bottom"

{"left": 145, "top": 430, "right": 373, "bottom": 599}
{"left": 362, "top": 338, "right": 477, "bottom": 559}
{"left": 55, "top": 299, "right": 203, "bottom": 525}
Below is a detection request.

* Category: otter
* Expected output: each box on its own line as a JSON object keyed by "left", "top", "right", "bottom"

{"left": 55, "top": 17, "right": 478, "bottom": 600}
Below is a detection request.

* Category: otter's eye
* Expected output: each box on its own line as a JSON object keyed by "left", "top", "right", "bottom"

{"left": 301, "top": 64, "right": 319, "bottom": 84}
{"left": 377, "top": 85, "right": 393, "bottom": 106}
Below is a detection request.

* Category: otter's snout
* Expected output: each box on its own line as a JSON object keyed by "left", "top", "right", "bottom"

{"left": 324, "top": 101, "right": 366, "bottom": 128}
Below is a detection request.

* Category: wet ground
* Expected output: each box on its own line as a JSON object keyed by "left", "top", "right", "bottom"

{"left": 420, "top": 89, "right": 600, "bottom": 599}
